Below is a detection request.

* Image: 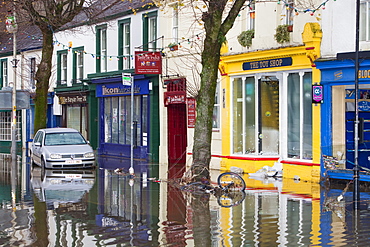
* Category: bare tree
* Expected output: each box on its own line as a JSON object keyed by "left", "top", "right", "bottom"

{"left": 156, "top": 0, "right": 248, "bottom": 180}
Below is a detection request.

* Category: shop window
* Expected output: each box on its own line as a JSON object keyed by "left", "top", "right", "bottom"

{"left": 213, "top": 81, "right": 221, "bottom": 129}
{"left": 0, "top": 111, "right": 21, "bottom": 141}
{"left": 72, "top": 47, "right": 84, "bottom": 83}
{"left": 96, "top": 25, "right": 107, "bottom": 73}
{"left": 104, "top": 95, "right": 148, "bottom": 146}
{"left": 360, "top": 1, "right": 370, "bottom": 41}
{"left": 57, "top": 50, "right": 68, "bottom": 86}
{"left": 118, "top": 19, "right": 131, "bottom": 70}
{"left": 143, "top": 11, "right": 157, "bottom": 51}
{"left": 232, "top": 73, "right": 312, "bottom": 158}
{"left": 0, "top": 59, "right": 8, "bottom": 88}
{"left": 287, "top": 72, "right": 312, "bottom": 159}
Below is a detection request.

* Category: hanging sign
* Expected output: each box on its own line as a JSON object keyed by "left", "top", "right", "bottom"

{"left": 312, "top": 85, "right": 323, "bottom": 104}
{"left": 187, "top": 98, "right": 196, "bottom": 128}
{"left": 5, "top": 15, "right": 17, "bottom": 33}
{"left": 135, "top": 51, "right": 162, "bottom": 74}
{"left": 122, "top": 73, "right": 132, "bottom": 86}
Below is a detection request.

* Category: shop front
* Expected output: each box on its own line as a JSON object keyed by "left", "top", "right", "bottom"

{"left": 316, "top": 52, "right": 370, "bottom": 180}
{"left": 219, "top": 23, "right": 322, "bottom": 182}
{"left": 93, "top": 74, "right": 158, "bottom": 164}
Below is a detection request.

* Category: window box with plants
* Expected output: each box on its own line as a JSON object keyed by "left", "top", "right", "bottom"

{"left": 168, "top": 42, "right": 179, "bottom": 51}
{"left": 275, "top": 24, "right": 291, "bottom": 44}
{"left": 237, "top": 29, "right": 254, "bottom": 48}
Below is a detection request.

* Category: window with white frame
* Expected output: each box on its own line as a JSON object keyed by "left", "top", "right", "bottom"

{"left": 231, "top": 71, "right": 312, "bottom": 159}
{"left": 1, "top": 59, "right": 8, "bottom": 88}
{"left": 96, "top": 25, "right": 108, "bottom": 73}
{"left": 57, "top": 50, "right": 68, "bottom": 85}
{"left": 119, "top": 19, "right": 131, "bottom": 70}
{"left": 62, "top": 53, "right": 67, "bottom": 83}
{"left": 360, "top": 0, "right": 370, "bottom": 41}
{"left": 213, "top": 80, "right": 220, "bottom": 129}
{"left": 101, "top": 28, "right": 107, "bottom": 72}
{"left": 148, "top": 16, "right": 157, "bottom": 51}
{"left": 77, "top": 51, "right": 84, "bottom": 81}
{"left": 0, "top": 111, "right": 21, "bottom": 141}
{"left": 247, "top": 2, "right": 255, "bottom": 30}
{"left": 283, "top": 1, "right": 294, "bottom": 26}
{"left": 143, "top": 11, "right": 157, "bottom": 51}
{"left": 30, "top": 57, "right": 36, "bottom": 89}
{"left": 172, "top": 4, "right": 179, "bottom": 43}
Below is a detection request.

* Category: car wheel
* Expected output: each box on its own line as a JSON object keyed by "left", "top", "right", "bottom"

{"left": 41, "top": 157, "right": 46, "bottom": 181}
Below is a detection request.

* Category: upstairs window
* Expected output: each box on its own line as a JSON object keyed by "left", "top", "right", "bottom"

{"left": 57, "top": 50, "right": 68, "bottom": 86}
{"left": 283, "top": 1, "right": 294, "bottom": 26}
{"left": 360, "top": 0, "right": 370, "bottom": 41}
{"left": 0, "top": 59, "right": 8, "bottom": 88}
{"left": 143, "top": 11, "right": 157, "bottom": 51}
{"left": 247, "top": 2, "right": 255, "bottom": 30}
{"left": 73, "top": 47, "right": 84, "bottom": 83}
{"left": 172, "top": 4, "right": 179, "bottom": 43}
{"left": 119, "top": 19, "right": 131, "bottom": 70}
{"left": 30, "top": 57, "right": 36, "bottom": 89}
{"left": 96, "top": 25, "right": 108, "bottom": 73}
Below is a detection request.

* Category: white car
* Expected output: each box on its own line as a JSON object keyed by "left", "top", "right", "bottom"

{"left": 30, "top": 128, "right": 95, "bottom": 169}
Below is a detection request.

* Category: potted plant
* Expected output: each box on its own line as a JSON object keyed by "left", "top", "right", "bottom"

{"left": 274, "top": 24, "right": 290, "bottom": 44}
{"left": 237, "top": 29, "right": 254, "bottom": 48}
{"left": 168, "top": 42, "right": 179, "bottom": 51}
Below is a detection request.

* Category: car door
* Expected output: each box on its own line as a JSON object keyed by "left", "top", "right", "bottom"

{"left": 32, "top": 131, "right": 44, "bottom": 165}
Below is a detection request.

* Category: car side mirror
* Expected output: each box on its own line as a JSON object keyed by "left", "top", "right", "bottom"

{"left": 34, "top": 142, "right": 41, "bottom": 147}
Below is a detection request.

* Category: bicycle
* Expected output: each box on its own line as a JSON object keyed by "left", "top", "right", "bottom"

{"left": 180, "top": 172, "right": 246, "bottom": 207}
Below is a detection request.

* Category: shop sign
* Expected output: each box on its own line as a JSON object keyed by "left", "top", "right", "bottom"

{"left": 96, "top": 81, "right": 149, "bottom": 97}
{"left": 164, "top": 92, "right": 186, "bottom": 106}
{"left": 135, "top": 51, "right": 162, "bottom": 74}
{"left": 187, "top": 98, "right": 196, "bottom": 128}
{"left": 242, "top": 57, "right": 292, "bottom": 71}
{"left": 312, "top": 85, "right": 323, "bottom": 104}
{"left": 59, "top": 95, "right": 87, "bottom": 104}
{"left": 359, "top": 101, "right": 370, "bottom": 111}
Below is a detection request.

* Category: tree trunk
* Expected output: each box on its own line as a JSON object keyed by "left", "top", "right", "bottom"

{"left": 191, "top": 39, "right": 221, "bottom": 180}
{"left": 191, "top": 0, "right": 248, "bottom": 181}
{"left": 34, "top": 29, "right": 54, "bottom": 132}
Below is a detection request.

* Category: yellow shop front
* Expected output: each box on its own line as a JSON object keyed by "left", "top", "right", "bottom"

{"left": 219, "top": 23, "right": 322, "bottom": 182}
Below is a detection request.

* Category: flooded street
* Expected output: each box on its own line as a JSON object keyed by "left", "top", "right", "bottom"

{"left": 2, "top": 155, "right": 370, "bottom": 246}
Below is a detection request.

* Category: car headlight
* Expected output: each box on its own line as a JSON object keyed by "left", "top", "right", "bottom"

{"left": 50, "top": 153, "right": 62, "bottom": 159}
{"left": 84, "top": 152, "right": 95, "bottom": 158}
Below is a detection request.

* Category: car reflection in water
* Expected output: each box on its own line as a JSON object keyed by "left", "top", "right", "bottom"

{"left": 30, "top": 167, "right": 95, "bottom": 207}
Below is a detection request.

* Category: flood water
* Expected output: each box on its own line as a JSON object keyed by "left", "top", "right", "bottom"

{"left": 2, "top": 155, "right": 370, "bottom": 246}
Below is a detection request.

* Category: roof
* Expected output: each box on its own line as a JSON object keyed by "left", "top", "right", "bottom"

{"left": 40, "top": 128, "right": 80, "bottom": 134}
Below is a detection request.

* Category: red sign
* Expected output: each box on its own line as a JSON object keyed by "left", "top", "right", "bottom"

{"left": 135, "top": 51, "right": 162, "bottom": 74}
{"left": 164, "top": 91, "right": 186, "bottom": 106}
{"left": 187, "top": 98, "right": 196, "bottom": 128}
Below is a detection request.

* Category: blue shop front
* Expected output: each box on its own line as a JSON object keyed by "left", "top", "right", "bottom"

{"left": 316, "top": 52, "right": 370, "bottom": 181}
{"left": 92, "top": 74, "right": 153, "bottom": 168}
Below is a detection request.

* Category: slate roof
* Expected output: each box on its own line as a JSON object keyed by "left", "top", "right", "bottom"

{"left": 0, "top": 0, "right": 156, "bottom": 56}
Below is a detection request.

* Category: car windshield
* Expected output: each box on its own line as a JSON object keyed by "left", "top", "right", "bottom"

{"left": 44, "top": 132, "right": 87, "bottom": 146}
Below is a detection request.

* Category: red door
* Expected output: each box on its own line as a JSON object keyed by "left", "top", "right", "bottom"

{"left": 165, "top": 78, "right": 187, "bottom": 178}
{"left": 167, "top": 104, "right": 187, "bottom": 177}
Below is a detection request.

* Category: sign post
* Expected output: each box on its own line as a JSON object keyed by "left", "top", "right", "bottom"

{"left": 122, "top": 73, "right": 135, "bottom": 175}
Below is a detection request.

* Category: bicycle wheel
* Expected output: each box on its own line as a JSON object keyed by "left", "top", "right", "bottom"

{"left": 217, "top": 172, "right": 246, "bottom": 191}
{"left": 217, "top": 190, "right": 246, "bottom": 208}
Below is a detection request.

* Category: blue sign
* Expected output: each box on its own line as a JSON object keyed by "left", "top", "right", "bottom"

{"left": 96, "top": 80, "right": 149, "bottom": 97}
{"left": 312, "top": 85, "right": 323, "bottom": 103}
{"left": 359, "top": 101, "right": 370, "bottom": 111}
{"left": 243, "top": 57, "right": 292, "bottom": 70}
